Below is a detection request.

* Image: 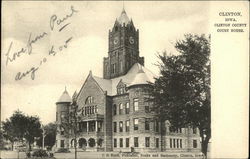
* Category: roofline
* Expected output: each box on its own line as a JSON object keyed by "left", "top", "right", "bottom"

{"left": 56, "top": 101, "right": 71, "bottom": 104}
{"left": 75, "top": 72, "right": 92, "bottom": 101}
{"left": 75, "top": 71, "right": 107, "bottom": 102}
{"left": 127, "top": 83, "right": 151, "bottom": 88}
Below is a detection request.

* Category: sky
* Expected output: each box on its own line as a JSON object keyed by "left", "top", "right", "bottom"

{"left": 1, "top": 1, "right": 210, "bottom": 124}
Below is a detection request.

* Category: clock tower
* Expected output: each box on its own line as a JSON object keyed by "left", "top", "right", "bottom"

{"left": 103, "top": 8, "right": 144, "bottom": 79}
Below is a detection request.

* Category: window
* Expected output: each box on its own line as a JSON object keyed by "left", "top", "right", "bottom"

{"left": 56, "top": 112, "right": 58, "bottom": 121}
{"left": 126, "top": 120, "right": 130, "bottom": 132}
{"left": 156, "top": 138, "right": 159, "bottom": 148}
{"left": 113, "top": 122, "right": 117, "bottom": 133}
{"left": 180, "top": 139, "right": 182, "bottom": 148}
{"left": 113, "top": 104, "right": 117, "bottom": 115}
{"left": 125, "top": 102, "right": 130, "bottom": 114}
{"left": 178, "top": 128, "right": 182, "bottom": 133}
{"left": 173, "top": 139, "right": 176, "bottom": 148}
{"left": 193, "top": 140, "right": 197, "bottom": 148}
{"left": 97, "top": 121, "right": 102, "bottom": 132}
{"left": 60, "top": 130, "right": 64, "bottom": 135}
{"left": 155, "top": 120, "right": 159, "bottom": 132}
{"left": 85, "top": 96, "right": 93, "bottom": 104}
{"left": 111, "top": 63, "right": 116, "bottom": 74}
{"left": 177, "top": 139, "right": 179, "bottom": 148}
{"left": 117, "top": 88, "right": 125, "bottom": 95}
{"left": 145, "top": 118, "right": 150, "bottom": 130}
{"left": 126, "top": 138, "right": 129, "bottom": 147}
{"left": 60, "top": 140, "right": 65, "bottom": 148}
{"left": 170, "top": 139, "right": 172, "bottom": 148}
{"left": 145, "top": 137, "right": 150, "bottom": 147}
{"left": 89, "top": 121, "right": 95, "bottom": 132}
{"left": 119, "top": 103, "right": 123, "bottom": 114}
{"left": 86, "top": 107, "right": 89, "bottom": 115}
{"left": 134, "top": 118, "right": 139, "bottom": 130}
{"left": 91, "top": 106, "right": 94, "bottom": 114}
{"left": 133, "top": 99, "right": 139, "bottom": 111}
{"left": 145, "top": 105, "right": 149, "bottom": 113}
{"left": 170, "top": 126, "right": 182, "bottom": 133}
{"left": 60, "top": 112, "right": 66, "bottom": 121}
{"left": 120, "top": 138, "right": 123, "bottom": 147}
{"left": 134, "top": 137, "right": 139, "bottom": 147}
{"left": 89, "top": 138, "right": 96, "bottom": 147}
{"left": 119, "top": 121, "right": 123, "bottom": 132}
{"left": 78, "top": 122, "right": 82, "bottom": 132}
{"left": 193, "top": 127, "right": 197, "bottom": 134}
{"left": 114, "top": 139, "right": 117, "bottom": 148}
{"left": 120, "top": 61, "right": 123, "bottom": 72}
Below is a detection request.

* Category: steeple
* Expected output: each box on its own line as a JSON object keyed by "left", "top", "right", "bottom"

{"left": 117, "top": 8, "right": 130, "bottom": 26}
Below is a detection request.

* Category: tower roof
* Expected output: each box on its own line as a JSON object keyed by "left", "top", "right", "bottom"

{"left": 57, "top": 88, "right": 72, "bottom": 103}
{"left": 90, "top": 63, "right": 156, "bottom": 95}
{"left": 117, "top": 8, "right": 130, "bottom": 25}
{"left": 128, "top": 68, "right": 152, "bottom": 87}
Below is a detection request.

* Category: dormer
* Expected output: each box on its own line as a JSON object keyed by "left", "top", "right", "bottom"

{"left": 117, "top": 79, "right": 127, "bottom": 95}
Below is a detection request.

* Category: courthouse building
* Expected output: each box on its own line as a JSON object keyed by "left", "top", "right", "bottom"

{"left": 55, "top": 8, "right": 201, "bottom": 152}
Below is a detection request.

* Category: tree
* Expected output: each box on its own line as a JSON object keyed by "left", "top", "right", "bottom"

{"left": 1, "top": 119, "right": 16, "bottom": 150}
{"left": 0, "top": 129, "right": 6, "bottom": 150}
{"left": 37, "top": 123, "right": 57, "bottom": 149}
{"left": 25, "top": 115, "right": 43, "bottom": 150}
{"left": 2, "top": 110, "right": 42, "bottom": 151}
{"left": 148, "top": 34, "right": 210, "bottom": 158}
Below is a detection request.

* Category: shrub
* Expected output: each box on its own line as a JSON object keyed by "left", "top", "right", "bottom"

{"left": 56, "top": 148, "right": 70, "bottom": 153}
{"left": 32, "top": 149, "right": 49, "bottom": 157}
{"left": 49, "top": 152, "right": 54, "bottom": 158}
{"left": 26, "top": 152, "right": 31, "bottom": 158}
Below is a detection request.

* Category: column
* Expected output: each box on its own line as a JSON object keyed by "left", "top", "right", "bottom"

{"left": 87, "top": 121, "right": 89, "bottom": 132}
{"left": 95, "top": 120, "right": 98, "bottom": 132}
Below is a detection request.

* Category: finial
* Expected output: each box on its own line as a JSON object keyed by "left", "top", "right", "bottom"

{"left": 89, "top": 70, "right": 92, "bottom": 76}
{"left": 65, "top": 86, "right": 67, "bottom": 91}
{"left": 122, "top": 0, "right": 125, "bottom": 13}
{"left": 123, "top": 1, "right": 124, "bottom": 10}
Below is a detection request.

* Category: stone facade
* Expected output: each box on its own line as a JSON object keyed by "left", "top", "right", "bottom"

{"left": 55, "top": 8, "right": 201, "bottom": 153}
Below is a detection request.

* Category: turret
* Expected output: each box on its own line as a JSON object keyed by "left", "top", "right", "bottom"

{"left": 56, "top": 88, "right": 71, "bottom": 124}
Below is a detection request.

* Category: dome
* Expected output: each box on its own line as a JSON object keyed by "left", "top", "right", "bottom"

{"left": 118, "top": 9, "right": 130, "bottom": 25}
{"left": 129, "top": 69, "right": 151, "bottom": 87}
{"left": 57, "top": 89, "right": 72, "bottom": 103}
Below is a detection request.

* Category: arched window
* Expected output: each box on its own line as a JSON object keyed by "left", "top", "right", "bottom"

{"left": 115, "top": 26, "right": 118, "bottom": 32}
{"left": 88, "top": 138, "right": 96, "bottom": 147}
{"left": 78, "top": 138, "right": 87, "bottom": 148}
{"left": 71, "top": 139, "right": 76, "bottom": 148}
{"left": 85, "top": 96, "right": 94, "bottom": 104}
{"left": 119, "top": 103, "right": 123, "bottom": 114}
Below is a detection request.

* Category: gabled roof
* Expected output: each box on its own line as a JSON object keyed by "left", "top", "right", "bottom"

{"left": 92, "top": 76, "right": 112, "bottom": 94}
{"left": 57, "top": 89, "right": 72, "bottom": 103}
{"left": 89, "top": 63, "right": 156, "bottom": 96}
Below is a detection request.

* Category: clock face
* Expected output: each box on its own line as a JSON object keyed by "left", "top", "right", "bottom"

{"left": 114, "top": 37, "right": 119, "bottom": 45}
{"left": 129, "top": 36, "right": 134, "bottom": 44}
